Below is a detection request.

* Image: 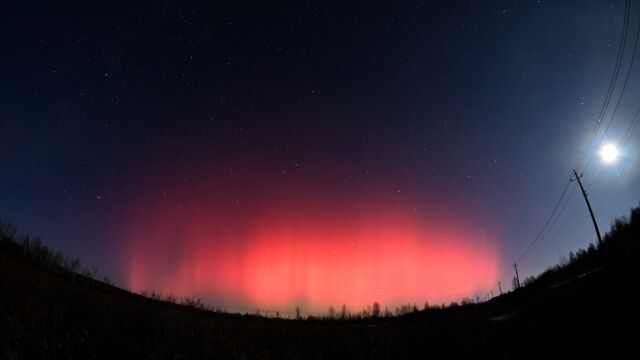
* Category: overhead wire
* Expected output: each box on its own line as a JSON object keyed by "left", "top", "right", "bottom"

{"left": 519, "top": 185, "right": 579, "bottom": 270}
{"left": 495, "top": 178, "right": 573, "bottom": 288}
{"left": 542, "top": 0, "right": 636, "bottom": 264}
{"left": 492, "top": 1, "right": 634, "bottom": 297}
{"left": 620, "top": 100, "right": 640, "bottom": 148}
{"left": 574, "top": 0, "right": 631, "bottom": 172}
{"left": 582, "top": 2, "right": 639, "bottom": 173}
{"left": 514, "top": 179, "right": 572, "bottom": 265}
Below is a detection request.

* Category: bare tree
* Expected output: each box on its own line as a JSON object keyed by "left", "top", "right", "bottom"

{"left": 372, "top": 302, "right": 381, "bottom": 317}
{"left": 384, "top": 307, "right": 393, "bottom": 317}
{"left": 512, "top": 276, "right": 520, "bottom": 290}
{"left": 340, "top": 304, "right": 348, "bottom": 320}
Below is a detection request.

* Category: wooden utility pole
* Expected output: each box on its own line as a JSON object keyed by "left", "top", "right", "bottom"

{"left": 572, "top": 169, "right": 603, "bottom": 246}
{"left": 513, "top": 263, "right": 521, "bottom": 289}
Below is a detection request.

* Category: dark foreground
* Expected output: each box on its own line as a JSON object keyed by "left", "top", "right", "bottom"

{"left": 1, "top": 206, "right": 640, "bottom": 359}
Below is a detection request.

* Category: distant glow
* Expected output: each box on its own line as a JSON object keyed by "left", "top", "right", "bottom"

{"left": 599, "top": 143, "right": 620, "bottom": 164}
{"left": 118, "top": 174, "right": 500, "bottom": 313}
{"left": 124, "top": 213, "right": 498, "bottom": 312}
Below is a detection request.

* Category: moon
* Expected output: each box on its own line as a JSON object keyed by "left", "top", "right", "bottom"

{"left": 599, "top": 143, "right": 620, "bottom": 164}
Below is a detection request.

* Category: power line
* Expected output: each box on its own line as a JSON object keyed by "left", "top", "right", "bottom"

{"left": 519, "top": 185, "right": 579, "bottom": 269}
{"left": 582, "top": 2, "right": 640, "bottom": 173}
{"left": 620, "top": 100, "right": 640, "bottom": 148}
{"left": 515, "top": 179, "right": 572, "bottom": 264}
{"left": 493, "top": 1, "right": 634, "bottom": 297}
{"left": 495, "top": 178, "right": 573, "bottom": 287}
{"left": 574, "top": 0, "right": 631, "bottom": 172}
{"left": 526, "top": 185, "right": 577, "bottom": 260}
{"left": 495, "top": 1, "right": 636, "bottom": 298}
{"left": 588, "top": 168, "right": 607, "bottom": 188}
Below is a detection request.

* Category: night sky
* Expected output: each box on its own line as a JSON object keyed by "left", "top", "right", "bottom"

{"left": 2, "top": 1, "right": 640, "bottom": 313}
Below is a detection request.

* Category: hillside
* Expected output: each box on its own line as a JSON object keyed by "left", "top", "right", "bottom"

{"left": 1, "top": 204, "right": 639, "bottom": 359}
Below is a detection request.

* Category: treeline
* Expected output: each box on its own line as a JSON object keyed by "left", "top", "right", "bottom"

{"left": 316, "top": 202, "right": 640, "bottom": 319}
{"left": 506, "top": 202, "right": 640, "bottom": 295}
{"left": 0, "top": 221, "right": 235, "bottom": 313}
{"left": 2, "top": 201, "right": 639, "bottom": 321}
{"left": 0, "top": 219, "right": 491, "bottom": 320}
{"left": 0, "top": 222, "right": 112, "bottom": 285}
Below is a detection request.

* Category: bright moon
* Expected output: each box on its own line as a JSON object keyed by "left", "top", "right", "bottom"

{"left": 600, "top": 143, "right": 620, "bottom": 164}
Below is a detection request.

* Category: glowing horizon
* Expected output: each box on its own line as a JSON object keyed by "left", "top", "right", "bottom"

{"left": 119, "top": 177, "right": 499, "bottom": 313}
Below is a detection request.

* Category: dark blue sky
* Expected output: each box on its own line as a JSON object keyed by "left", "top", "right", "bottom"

{"left": 2, "top": 0, "right": 639, "bottom": 306}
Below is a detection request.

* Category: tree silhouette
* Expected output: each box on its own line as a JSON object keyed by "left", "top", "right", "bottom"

{"left": 340, "top": 304, "right": 348, "bottom": 320}
{"left": 372, "top": 302, "right": 380, "bottom": 317}
{"left": 511, "top": 276, "right": 519, "bottom": 290}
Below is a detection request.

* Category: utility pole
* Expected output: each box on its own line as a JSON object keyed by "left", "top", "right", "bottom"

{"left": 498, "top": 281, "right": 502, "bottom": 295}
{"left": 572, "top": 169, "right": 603, "bottom": 246}
{"left": 513, "top": 263, "right": 521, "bottom": 289}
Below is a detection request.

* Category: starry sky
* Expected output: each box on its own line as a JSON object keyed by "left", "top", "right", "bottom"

{"left": 2, "top": 1, "right": 640, "bottom": 313}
